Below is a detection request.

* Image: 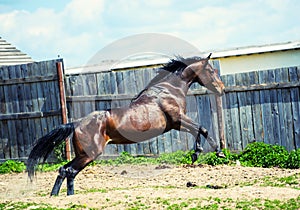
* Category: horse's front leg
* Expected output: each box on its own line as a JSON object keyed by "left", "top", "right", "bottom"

{"left": 179, "top": 116, "right": 225, "bottom": 163}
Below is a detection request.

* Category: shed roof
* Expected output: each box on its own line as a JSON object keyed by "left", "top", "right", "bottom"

{"left": 0, "top": 37, "right": 34, "bottom": 66}
{"left": 66, "top": 40, "right": 300, "bottom": 74}
{"left": 211, "top": 40, "right": 300, "bottom": 58}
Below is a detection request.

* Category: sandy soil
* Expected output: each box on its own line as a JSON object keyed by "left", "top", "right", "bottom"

{"left": 0, "top": 164, "right": 299, "bottom": 209}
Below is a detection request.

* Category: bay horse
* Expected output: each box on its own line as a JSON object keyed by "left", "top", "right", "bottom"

{"left": 27, "top": 54, "right": 225, "bottom": 196}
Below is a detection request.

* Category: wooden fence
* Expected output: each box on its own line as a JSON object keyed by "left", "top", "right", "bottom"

{"left": 65, "top": 65, "right": 300, "bottom": 157}
{"left": 222, "top": 66, "right": 300, "bottom": 152}
{"left": 1, "top": 61, "right": 299, "bottom": 161}
{"left": 0, "top": 59, "right": 65, "bottom": 161}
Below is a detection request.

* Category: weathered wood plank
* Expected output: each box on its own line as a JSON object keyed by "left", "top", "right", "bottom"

{"left": 40, "top": 61, "right": 51, "bottom": 135}
{"left": 259, "top": 70, "right": 273, "bottom": 144}
{"left": 222, "top": 75, "right": 233, "bottom": 149}
{"left": 15, "top": 118, "right": 24, "bottom": 158}
{"left": 224, "top": 81, "right": 300, "bottom": 92}
{"left": 225, "top": 74, "right": 242, "bottom": 150}
{"left": 197, "top": 95, "right": 214, "bottom": 152}
{"left": 0, "top": 119, "right": 9, "bottom": 158}
{"left": 6, "top": 66, "right": 18, "bottom": 158}
{"left": 236, "top": 72, "right": 254, "bottom": 149}
{"left": 2, "top": 66, "right": 12, "bottom": 113}
{"left": 0, "top": 110, "right": 61, "bottom": 120}
{"left": 21, "top": 64, "right": 34, "bottom": 156}
{"left": 22, "top": 118, "right": 31, "bottom": 157}
{"left": 209, "top": 94, "right": 220, "bottom": 147}
{"left": 248, "top": 71, "right": 263, "bottom": 142}
{"left": 0, "top": 68, "right": 5, "bottom": 114}
{"left": 289, "top": 67, "right": 300, "bottom": 149}
{"left": 268, "top": 70, "right": 281, "bottom": 146}
{"left": 0, "top": 75, "right": 58, "bottom": 85}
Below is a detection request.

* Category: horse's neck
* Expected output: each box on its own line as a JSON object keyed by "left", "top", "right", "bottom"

{"left": 131, "top": 75, "right": 189, "bottom": 103}
{"left": 154, "top": 74, "right": 190, "bottom": 95}
{"left": 181, "top": 66, "right": 199, "bottom": 87}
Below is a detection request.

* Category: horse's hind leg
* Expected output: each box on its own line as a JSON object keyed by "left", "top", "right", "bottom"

{"left": 50, "top": 154, "right": 92, "bottom": 196}
{"left": 51, "top": 166, "right": 67, "bottom": 196}
{"left": 50, "top": 159, "right": 77, "bottom": 196}
{"left": 64, "top": 155, "right": 93, "bottom": 195}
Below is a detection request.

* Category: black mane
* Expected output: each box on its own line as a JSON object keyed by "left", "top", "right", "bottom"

{"left": 162, "top": 56, "right": 203, "bottom": 73}
{"left": 131, "top": 56, "right": 203, "bottom": 101}
{"left": 145, "top": 56, "right": 203, "bottom": 88}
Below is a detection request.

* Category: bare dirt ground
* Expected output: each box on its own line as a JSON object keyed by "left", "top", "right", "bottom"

{"left": 0, "top": 164, "right": 299, "bottom": 209}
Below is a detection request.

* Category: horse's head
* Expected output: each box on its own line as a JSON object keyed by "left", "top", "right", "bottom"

{"left": 184, "top": 54, "right": 225, "bottom": 96}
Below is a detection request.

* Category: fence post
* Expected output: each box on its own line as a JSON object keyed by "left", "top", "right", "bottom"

{"left": 56, "top": 62, "right": 71, "bottom": 161}
{"left": 215, "top": 96, "right": 226, "bottom": 149}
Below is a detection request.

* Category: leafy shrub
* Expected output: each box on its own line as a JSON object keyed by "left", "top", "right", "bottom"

{"left": 0, "top": 160, "right": 26, "bottom": 174}
{"left": 157, "top": 150, "right": 193, "bottom": 165}
{"left": 285, "top": 149, "right": 300, "bottom": 169}
{"left": 204, "top": 149, "right": 238, "bottom": 166}
{"left": 97, "top": 143, "right": 298, "bottom": 169}
{"left": 98, "top": 151, "right": 156, "bottom": 165}
{"left": 54, "top": 141, "right": 66, "bottom": 162}
{"left": 1, "top": 142, "right": 297, "bottom": 175}
{"left": 37, "top": 161, "right": 68, "bottom": 172}
{"left": 238, "top": 142, "right": 289, "bottom": 168}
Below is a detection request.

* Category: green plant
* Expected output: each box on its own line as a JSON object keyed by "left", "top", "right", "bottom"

{"left": 204, "top": 149, "right": 237, "bottom": 166}
{"left": 73, "top": 142, "right": 300, "bottom": 169}
{"left": 54, "top": 141, "right": 66, "bottom": 162}
{"left": 286, "top": 149, "right": 300, "bottom": 169}
{"left": 0, "top": 160, "right": 26, "bottom": 174}
{"left": 261, "top": 174, "right": 300, "bottom": 189}
{"left": 37, "top": 161, "right": 68, "bottom": 172}
{"left": 238, "top": 142, "right": 289, "bottom": 168}
{"left": 157, "top": 150, "right": 192, "bottom": 165}
{"left": 97, "top": 150, "right": 195, "bottom": 166}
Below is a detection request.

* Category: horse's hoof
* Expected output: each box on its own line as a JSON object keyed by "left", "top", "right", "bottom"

{"left": 191, "top": 153, "right": 198, "bottom": 164}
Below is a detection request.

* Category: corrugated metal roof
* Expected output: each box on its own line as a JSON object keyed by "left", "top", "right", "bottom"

{"left": 0, "top": 37, "right": 34, "bottom": 66}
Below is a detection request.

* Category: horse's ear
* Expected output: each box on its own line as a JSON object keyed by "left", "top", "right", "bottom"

{"left": 207, "top": 53, "right": 212, "bottom": 59}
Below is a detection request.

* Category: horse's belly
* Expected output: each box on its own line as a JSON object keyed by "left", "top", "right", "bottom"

{"left": 110, "top": 127, "right": 166, "bottom": 144}
{"left": 108, "top": 106, "right": 167, "bottom": 144}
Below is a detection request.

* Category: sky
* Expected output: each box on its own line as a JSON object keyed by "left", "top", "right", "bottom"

{"left": 0, "top": 0, "right": 299, "bottom": 68}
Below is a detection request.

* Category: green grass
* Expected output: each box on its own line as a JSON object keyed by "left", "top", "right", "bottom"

{"left": 261, "top": 174, "right": 300, "bottom": 189}
{"left": 0, "top": 201, "right": 59, "bottom": 210}
{"left": 1, "top": 142, "right": 299, "bottom": 175}
{"left": 1, "top": 193, "right": 299, "bottom": 209}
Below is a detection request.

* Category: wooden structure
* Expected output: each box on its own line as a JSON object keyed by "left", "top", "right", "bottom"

{"left": 0, "top": 57, "right": 299, "bottom": 161}
{"left": 222, "top": 66, "right": 300, "bottom": 151}
{"left": 66, "top": 64, "right": 300, "bottom": 156}
{"left": 0, "top": 59, "right": 67, "bottom": 161}
{"left": 0, "top": 37, "right": 33, "bottom": 67}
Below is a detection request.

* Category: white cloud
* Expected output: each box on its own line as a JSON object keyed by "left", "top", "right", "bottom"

{"left": 63, "top": 0, "right": 104, "bottom": 25}
{"left": 0, "top": 0, "right": 299, "bottom": 67}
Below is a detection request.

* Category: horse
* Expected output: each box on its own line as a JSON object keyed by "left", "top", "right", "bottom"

{"left": 27, "top": 53, "right": 225, "bottom": 196}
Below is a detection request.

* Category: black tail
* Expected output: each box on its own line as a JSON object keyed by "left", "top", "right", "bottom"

{"left": 27, "top": 123, "right": 75, "bottom": 181}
